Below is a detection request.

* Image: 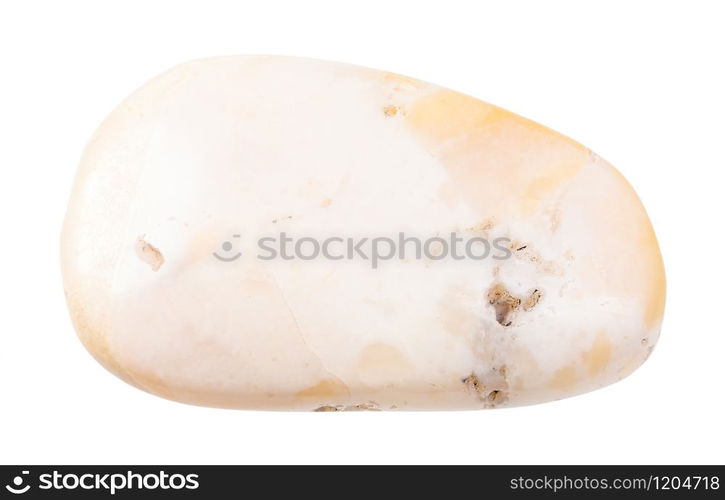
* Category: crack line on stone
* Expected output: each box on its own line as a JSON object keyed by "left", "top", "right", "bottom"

{"left": 266, "top": 267, "right": 350, "bottom": 396}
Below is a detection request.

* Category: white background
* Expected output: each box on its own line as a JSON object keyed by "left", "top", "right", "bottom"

{"left": 1, "top": 0, "right": 723, "bottom": 465}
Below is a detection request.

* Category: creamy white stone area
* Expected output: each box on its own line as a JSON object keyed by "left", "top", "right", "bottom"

{"left": 61, "top": 56, "right": 665, "bottom": 410}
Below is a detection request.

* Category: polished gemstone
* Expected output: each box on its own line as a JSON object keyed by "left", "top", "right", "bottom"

{"left": 61, "top": 56, "right": 665, "bottom": 410}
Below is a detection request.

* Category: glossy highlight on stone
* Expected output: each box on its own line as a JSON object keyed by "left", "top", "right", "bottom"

{"left": 61, "top": 56, "right": 665, "bottom": 410}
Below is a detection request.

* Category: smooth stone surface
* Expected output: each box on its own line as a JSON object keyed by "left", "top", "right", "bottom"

{"left": 61, "top": 56, "right": 665, "bottom": 410}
